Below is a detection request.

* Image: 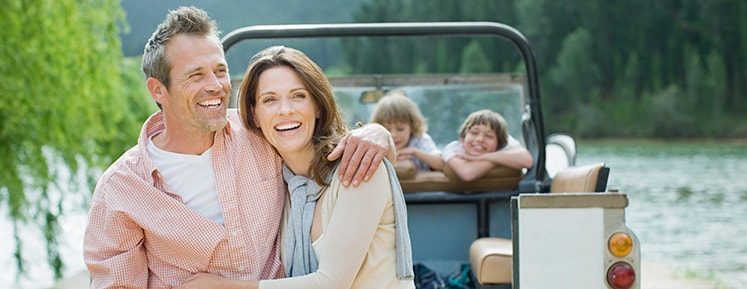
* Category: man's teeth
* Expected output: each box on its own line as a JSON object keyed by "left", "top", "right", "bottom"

{"left": 276, "top": 123, "right": 301, "bottom": 131}
{"left": 199, "top": 99, "right": 221, "bottom": 107}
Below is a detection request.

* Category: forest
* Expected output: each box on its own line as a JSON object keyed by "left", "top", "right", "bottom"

{"left": 2, "top": 0, "right": 746, "bottom": 282}
{"left": 119, "top": 0, "right": 747, "bottom": 139}
{"left": 341, "top": 0, "right": 747, "bottom": 139}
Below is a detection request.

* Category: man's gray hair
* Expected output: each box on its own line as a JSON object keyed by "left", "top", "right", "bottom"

{"left": 141, "top": 6, "right": 220, "bottom": 88}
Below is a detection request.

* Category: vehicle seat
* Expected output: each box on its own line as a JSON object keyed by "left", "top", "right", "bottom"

{"left": 468, "top": 162, "right": 610, "bottom": 286}
{"left": 469, "top": 237, "right": 513, "bottom": 285}
{"left": 550, "top": 162, "right": 609, "bottom": 193}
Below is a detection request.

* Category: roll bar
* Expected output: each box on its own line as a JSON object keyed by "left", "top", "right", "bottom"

{"left": 221, "top": 22, "right": 548, "bottom": 191}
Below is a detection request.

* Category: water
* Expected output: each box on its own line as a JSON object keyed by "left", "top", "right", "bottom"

{"left": 2, "top": 140, "right": 746, "bottom": 288}
{"left": 577, "top": 140, "right": 747, "bottom": 288}
{"left": 1, "top": 208, "right": 87, "bottom": 289}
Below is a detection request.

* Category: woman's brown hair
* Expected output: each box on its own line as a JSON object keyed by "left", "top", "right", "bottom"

{"left": 238, "top": 46, "right": 347, "bottom": 186}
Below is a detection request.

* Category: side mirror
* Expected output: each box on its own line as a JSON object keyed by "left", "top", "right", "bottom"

{"left": 359, "top": 90, "right": 386, "bottom": 104}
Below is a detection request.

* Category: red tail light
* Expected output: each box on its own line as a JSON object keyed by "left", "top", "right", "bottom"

{"left": 607, "top": 262, "right": 635, "bottom": 289}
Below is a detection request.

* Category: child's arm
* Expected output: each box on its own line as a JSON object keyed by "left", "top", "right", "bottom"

{"left": 399, "top": 147, "right": 445, "bottom": 170}
{"left": 414, "top": 149, "right": 445, "bottom": 170}
{"left": 445, "top": 154, "right": 496, "bottom": 181}
{"left": 462, "top": 145, "right": 534, "bottom": 170}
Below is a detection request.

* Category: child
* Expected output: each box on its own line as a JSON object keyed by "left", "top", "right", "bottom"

{"left": 442, "top": 109, "right": 533, "bottom": 181}
{"left": 370, "top": 90, "right": 444, "bottom": 171}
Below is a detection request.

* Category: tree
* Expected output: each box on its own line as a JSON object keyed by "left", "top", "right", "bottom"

{"left": 0, "top": 0, "right": 153, "bottom": 280}
{"left": 460, "top": 40, "right": 493, "bottom": 73}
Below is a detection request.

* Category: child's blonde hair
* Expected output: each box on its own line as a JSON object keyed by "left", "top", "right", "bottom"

{"left": 369, "top": 89, "right": 427, "bottom": 137}
{"left": 458, "top": 109, "right": 509, "bottom": 150}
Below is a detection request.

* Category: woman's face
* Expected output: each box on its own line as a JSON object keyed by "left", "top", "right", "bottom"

{"left": 253, "top": 66, "right": 318, "bottom": 156}
{"left": 460, "top": 123, "right": 498, "bottom": 156}
{"left": 382, "top": 121, "right": 412, "bottom": 150}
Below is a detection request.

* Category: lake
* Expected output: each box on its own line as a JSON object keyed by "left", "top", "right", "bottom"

{"left": 578, "top": 140, "right": 747, "bottom": 288}
{"left": 2, "top": 140, "right": 746, "bottom": 288}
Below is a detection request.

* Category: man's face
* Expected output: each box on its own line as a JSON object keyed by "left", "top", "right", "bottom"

{"left": 159, "top": 34, "right": 230, "bottom": 134}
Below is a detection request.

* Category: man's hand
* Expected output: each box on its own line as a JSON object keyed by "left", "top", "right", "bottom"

{"left": 327, "top": 123, "right": 394, "bottom": 187}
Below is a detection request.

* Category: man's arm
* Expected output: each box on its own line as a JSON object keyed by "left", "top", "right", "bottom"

{"left": 327, "top": 123, "right": 394, "bottom": 187}
{"left": 84, "top": 198, "right": 149, "bottom": 288}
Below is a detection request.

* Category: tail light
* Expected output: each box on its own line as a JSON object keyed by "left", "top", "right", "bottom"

{"left": 607, "top": 262, "right": 635, "bottom": 289}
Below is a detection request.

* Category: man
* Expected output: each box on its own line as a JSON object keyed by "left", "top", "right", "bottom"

{"left": 83, "top": 6, "right": 392, "bottom": 288}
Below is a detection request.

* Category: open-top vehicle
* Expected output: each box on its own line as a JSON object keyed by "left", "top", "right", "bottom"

{"left": 221, "top": 22, "right": 639, "bottom": 289}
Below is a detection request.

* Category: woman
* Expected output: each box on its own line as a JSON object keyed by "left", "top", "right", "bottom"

{"left": 179, "top": 46, "right": 414, "bottom": 289}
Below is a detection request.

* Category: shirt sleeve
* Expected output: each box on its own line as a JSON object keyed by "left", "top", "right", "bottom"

{"left": 84, "top": 192, "right": 149, "bottom": 289}
{"left": 441, "top": 140, "right": 463, "bottom": 162}
{"left": 260, "top": 165, "right": 392, "bottom": 289}
{"left": 504, "top": 134, "right": 521, "bottom": 149}
{"left": 411, "top": 133, "right": 440, "bottom": 153}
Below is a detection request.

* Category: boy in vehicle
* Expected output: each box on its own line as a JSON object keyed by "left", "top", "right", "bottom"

{"left": 442, "top": 109, "right": 533, "bottom": 181}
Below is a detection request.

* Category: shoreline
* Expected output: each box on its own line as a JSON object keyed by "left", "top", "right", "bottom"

{"left": 50, "top": 261, "right": 731, "bottom": 289}
{"left": 640, "top": 261, "right": 731, "bottom": 289}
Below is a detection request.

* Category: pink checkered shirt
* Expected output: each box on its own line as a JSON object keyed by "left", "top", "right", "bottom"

{"left": 84, "top": 109, "right": 286, "bottom": 288}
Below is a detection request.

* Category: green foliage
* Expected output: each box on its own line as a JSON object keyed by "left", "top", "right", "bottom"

{"left": 459, "top": 40, "right": 493, "bottom": 73}
{"left": 547, "top": 28, "right": 601, "bottom": 117}
{"left": 345, "top": 0, "right": 747, "bottom": 139}
{"left": 0, "top": 0, "right": 153, "bottom": 280}
{"left": 703, "top": 50, "right": 727, "bottom": 137}
{"left": 646, "top": 85, "right": 698, "bottom": 138}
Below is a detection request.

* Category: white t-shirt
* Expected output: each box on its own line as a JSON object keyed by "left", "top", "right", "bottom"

{"left": 147, "top": 137, "right": 224, "bottom": 225}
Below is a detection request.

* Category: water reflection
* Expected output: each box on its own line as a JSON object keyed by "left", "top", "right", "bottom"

{"left": 676, "top": 187, "right": 694, "bottom": 201}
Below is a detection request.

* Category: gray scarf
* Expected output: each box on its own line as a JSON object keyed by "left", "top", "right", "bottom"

{"left": 281, "top": 159, "right": 414, "bottom": 279}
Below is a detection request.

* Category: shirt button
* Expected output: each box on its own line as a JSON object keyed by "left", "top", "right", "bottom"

{"left": 238, "top": 265, "right": 245, "bottom": 271}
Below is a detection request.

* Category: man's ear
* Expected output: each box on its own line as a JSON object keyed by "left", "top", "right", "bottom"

{"left": 146, "top": 77, "right": 167, "bottom": 106}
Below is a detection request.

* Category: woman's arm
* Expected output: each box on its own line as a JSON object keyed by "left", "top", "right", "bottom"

{"left": 177, "top": 274, "right": 257, "bottom": 289}
{"left": 260, "top": 165, "right": 391, "bottom": 289}
{"left": 176, "top": 167, "right": 391, "bottom": 289}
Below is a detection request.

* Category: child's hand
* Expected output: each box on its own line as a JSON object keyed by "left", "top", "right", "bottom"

{"left": 455, "top": 153, "right": 478, "bottom": 162}
{"left": 397, "top": 147, "right": 417, "bottom": 160}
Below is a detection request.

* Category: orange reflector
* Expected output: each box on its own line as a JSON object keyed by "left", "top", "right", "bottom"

{"left": 608, "top": 232, "right": 633, "bottom": 257}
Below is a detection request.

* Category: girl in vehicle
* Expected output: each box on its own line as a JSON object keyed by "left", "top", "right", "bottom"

{"left": 370, "top": 90, "right": 444, "bottom": 172}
